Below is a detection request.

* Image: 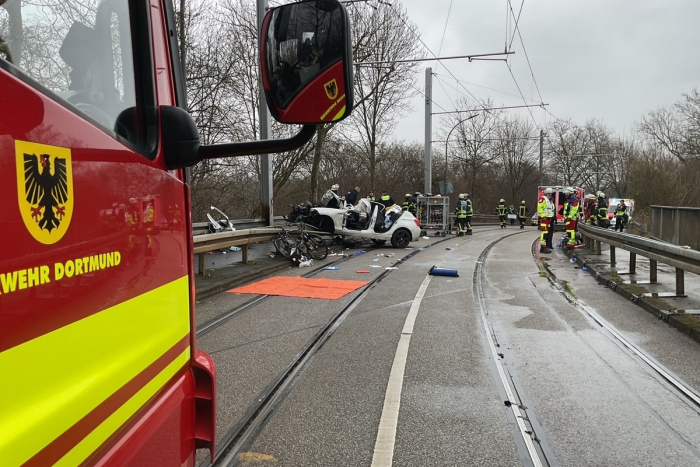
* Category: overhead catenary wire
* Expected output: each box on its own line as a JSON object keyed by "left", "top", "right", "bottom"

{"left": 433, "top": 72, "right": 541, "bottom": 104}
{"left": 435, "top": 0, "right": 454, "bottom": 74}
{"left": 506, "top": 0, "right": 544, "bottom": 105}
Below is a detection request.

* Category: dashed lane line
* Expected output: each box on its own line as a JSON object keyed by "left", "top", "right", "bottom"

{"left": 371, "top": 274, "right": 432, "bottom": 467}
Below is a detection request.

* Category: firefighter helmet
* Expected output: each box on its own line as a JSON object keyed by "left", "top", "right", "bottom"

{"left": 544, "top": 188, "right": 553, "bottom": 194}
{"left": 459, "top": 193, "right": 465, "bottom": 199}
{"left": 405, "top": 193, "right": 411, "bottom": 198}
{"left": 565, "top": 187, "right": 574, "bottom": 195}
{"left": 331, "top": 184, "right": 339, "bottom": 191}
{"left": 499, "top": 198, "right": 505, "bottom": 203}
{"left": 599, "top": 192, "right": 606, "bottom": 199}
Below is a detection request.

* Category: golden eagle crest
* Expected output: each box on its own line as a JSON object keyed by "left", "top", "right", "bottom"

{"left": 15, "top": 141, "right": 73, "bottom": 244}
{"left": 324, "top": 79, "right": 338, "bottom": 100}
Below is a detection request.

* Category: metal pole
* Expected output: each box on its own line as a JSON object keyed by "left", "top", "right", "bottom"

{"left": 258, "top": 0, "right": 273, "bottom": 226}
{"left": 539, "top": 129, "right": 544, "bottom": 186}
{"left": 424, "top": 67, "right": 432, "bottom": 195}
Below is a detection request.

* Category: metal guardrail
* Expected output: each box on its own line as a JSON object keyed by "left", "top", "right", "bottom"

{"left": 192, "top": 227, "right": 290, "bottom": 275}
{"left": 192, "top": 216, "right": 286, "bottom": 235}
{"left": 578, "top": 223, "right": 700, "bottom": 296}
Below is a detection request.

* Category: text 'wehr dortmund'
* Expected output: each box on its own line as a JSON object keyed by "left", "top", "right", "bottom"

{"left": 0, "top": 251, "right": 121, "bottom": 295}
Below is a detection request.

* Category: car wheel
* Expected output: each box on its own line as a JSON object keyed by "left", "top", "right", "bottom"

{"left": 391, "top": 228, "right": 411, "bottom": 248}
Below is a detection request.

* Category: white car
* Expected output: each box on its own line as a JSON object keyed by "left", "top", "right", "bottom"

{"left": 307, "top": 198, "right": 421, "bottom": 248}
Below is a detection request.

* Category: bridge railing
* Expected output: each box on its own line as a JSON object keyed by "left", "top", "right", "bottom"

{"left": 651, "top": 205, "right": 700, "bottom": 250}
{"left": 578, "top": 223, "right": 700, "bottom": 297}
{"left": 192, "top": 227, "right": 293, "bottom": 275}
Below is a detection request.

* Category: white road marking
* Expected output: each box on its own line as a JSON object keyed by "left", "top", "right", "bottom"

{"left": 371, "top": 275, "right": 432, "bottom": 467}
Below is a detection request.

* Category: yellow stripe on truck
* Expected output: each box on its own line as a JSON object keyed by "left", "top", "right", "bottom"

{"left": 0, "top": 275, "right": 191, "bottom": 467}
{"left": 56, "top": 348, "right": 190, "bottom": 467}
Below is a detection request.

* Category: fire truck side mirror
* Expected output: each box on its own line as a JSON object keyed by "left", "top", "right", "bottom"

{"left": 260, "top": 0, "right": 354, "bottom": 124}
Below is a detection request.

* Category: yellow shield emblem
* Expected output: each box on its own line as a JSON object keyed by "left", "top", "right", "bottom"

{"left": 15, "top": 140, "right": 74, "bottom": 245}
{"left": 324, "top": 79, "right": 338, "bottom": 100}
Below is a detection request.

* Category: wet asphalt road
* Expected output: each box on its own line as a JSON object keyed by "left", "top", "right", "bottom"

{"left": 194, "top": 226, "right": 700, "bottom": 466}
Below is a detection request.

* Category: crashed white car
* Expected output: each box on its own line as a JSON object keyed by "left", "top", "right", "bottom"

{"left": 307, "top": 198, "right": 421, "bottom": 248}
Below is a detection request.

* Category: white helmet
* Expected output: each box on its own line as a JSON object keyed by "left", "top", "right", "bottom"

{"left": 565, "top": 186, "right": 574, "bottom": 195}
{"left": 544, "top": 188, "right": 553, "bottom": 194}
{"left": 499, "top": 198, "right": 505, "bottom": 203}
{"left": 599, "top": 192, "right": 606, "bottom": 199}
{"left": 405, "top": 193, "right": 411, "bottom": 197}
{"left": 331, "top": 184, "right": 339, "bottom": 191}
{"left": 459, "top": 193, "right": 465, "bottom": 199}
{"left": 464, "top": 193, "right": 469, "bottom": 198}
{"left": 521, "top": 200, "right": 526, "bottom": 203}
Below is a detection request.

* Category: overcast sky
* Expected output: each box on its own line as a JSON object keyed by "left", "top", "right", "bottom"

{"left": 390, "top": 0, "right": 700, "bottom": 143}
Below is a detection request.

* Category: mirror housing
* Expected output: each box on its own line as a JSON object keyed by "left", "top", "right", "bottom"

{"left": 163, "top": 0, "right": 355, "bottom": 169}
{"left": 260, "top": 0, "right": 354, "bottom": 124}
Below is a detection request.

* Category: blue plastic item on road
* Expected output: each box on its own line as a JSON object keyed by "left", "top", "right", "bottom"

{"left": 429, "top": 265, "right": 459, "bottom": 277}
{"left": 324, "top": 266, "right": 340, "bottom": 270}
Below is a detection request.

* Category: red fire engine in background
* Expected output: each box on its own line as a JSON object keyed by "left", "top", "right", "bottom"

{"left": 0, "top": 0, "right": 353, "bottom": 465}
{"left": 536, "top": 186, "right": 586, "bottom": 230}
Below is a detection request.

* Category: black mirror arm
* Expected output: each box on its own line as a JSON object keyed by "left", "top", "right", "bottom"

{"left": 199, "top": 124, "right": 316, "bottom": 160}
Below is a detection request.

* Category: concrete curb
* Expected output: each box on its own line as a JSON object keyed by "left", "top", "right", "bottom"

{"left": 557, "top": 247, "right": 700, "bottom": 345}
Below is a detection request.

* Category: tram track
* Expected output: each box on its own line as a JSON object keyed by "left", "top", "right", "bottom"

{"left": 200, "top": 227, "right": 507, "bottom": 467}
{"left": 473, "top": 232, "right": 555, "bottom": 467}
{"left": 535, "top": 239, "right": 700, "bottom": 414}
{"left": 196, "top": 227, "right": 504, "bottom": 339}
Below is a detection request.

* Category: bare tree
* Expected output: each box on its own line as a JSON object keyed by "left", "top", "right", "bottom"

{"left": 444, "top": 98, "right": 500, "bottom": 202}
{"left": 491, "top": 116, "right": 539, "bottom": 204}
{"left": 544, "top": 118, "right": 590, "bottom": 187}
{"left": 344, "top": 2, "right": 421, "bottom": 192}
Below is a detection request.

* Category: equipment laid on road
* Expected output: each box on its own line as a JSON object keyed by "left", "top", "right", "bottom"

{"left": 429, "top": 266, "right": 460, "bottom": 277}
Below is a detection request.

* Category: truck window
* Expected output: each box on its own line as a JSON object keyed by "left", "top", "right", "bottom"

{"left": 0, "top": 0, "right": 154, "bottom": 154}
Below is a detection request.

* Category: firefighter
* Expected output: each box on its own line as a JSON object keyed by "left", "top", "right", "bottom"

{"left": 402, "top": 194, "right": 412, "bottom": 211}
{"left": 454, "top": 193, "right": 468, "bottom": 236}
{"left": 143, "top": 202, "right": 155, "bottom": 252}
{"left": 496, "top": 199, "right": 507, "bottom": 228}
{"left": 615, "top": 200, "right": 628, "bottom": 232}
{"left": 408, "top": 193, "right": 418, "bottom": 216}
{"left": 125, "top": 198, "right": 140, "bottom": 251}
{"left": 584, "top": 194, "right": 598, "bottom": 225}
{"left": 563, "top": 187, "right": 580, "bottom": 248}
{"left": 321, "top": 184, "right": 343, "bottom": 209}
{"left": 596, "top": 192, "right": 609, "bottom": 228}
{"left": 464, "top": 193, "right": 473, "bottom": 235}
{"left": 379, "top": 190, "right": 395, "bottom": 208}
{"left": 518, "top": 200, "right": 529, "bottom": 229}
{"left": 367, "top": 190, "right": 376, "bottom": 202}
{"left": 538, "top": 188, "right": 555, "bottom": 253}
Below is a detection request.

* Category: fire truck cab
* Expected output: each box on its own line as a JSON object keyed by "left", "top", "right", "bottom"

{"left": 536, "top": 185, "right": 585, "bottom": 230}
{"left": 0, "top": 0, "right": 353, "bottom": 465}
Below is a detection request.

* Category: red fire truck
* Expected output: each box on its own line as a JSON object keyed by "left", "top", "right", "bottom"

{"left": 0, "top": 1, "right": 353, "bottom": 465}
{"left": 536, "top": 185, "right": 585, "bottom": 230}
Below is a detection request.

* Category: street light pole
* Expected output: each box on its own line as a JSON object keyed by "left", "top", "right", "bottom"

{"left": 444, "top": 113, "right": 478, "bottom": 195}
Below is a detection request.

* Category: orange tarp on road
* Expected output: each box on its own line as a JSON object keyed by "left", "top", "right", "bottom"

{"left": 228, "top": 276, "right": 368, "bottom": 300}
